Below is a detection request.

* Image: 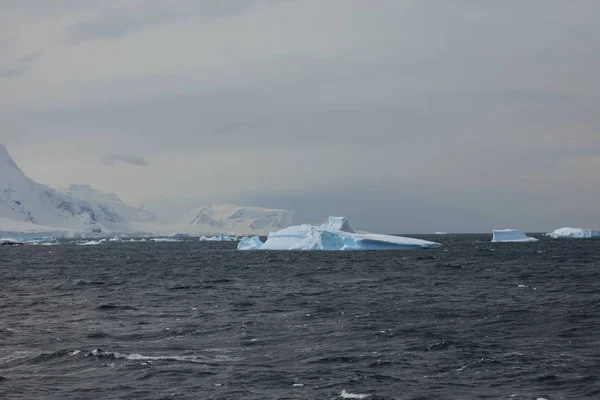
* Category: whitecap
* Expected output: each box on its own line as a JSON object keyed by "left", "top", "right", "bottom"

{"left": 89, "top": 349, "right": 240, "bottom": 363}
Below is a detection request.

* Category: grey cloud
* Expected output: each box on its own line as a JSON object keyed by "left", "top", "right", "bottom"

{"left": 0, "top": 52, "right": 40, "bottom": 79}
{"left": 102, "top": 154, "right": 149, "bottom": 166}
{"left": 18, "top": 52, "right": 41, "bottom": 63}
{"left": 66, "top": 0, "right": 259, "bottom": 43}
{"left": 67, "top": 8, "right": 177, "bottom": 42}
{"left": 3, "top": 0, "right": 600, "bottom": 231}
{"left": 0, "top": 66, "right": 28, "bottom": 78}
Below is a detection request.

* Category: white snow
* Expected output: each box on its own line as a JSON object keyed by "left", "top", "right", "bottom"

{"left": 546, "top": 227, "right": 600, "bottom": 239}
{"left": 238, "top": 217, "right": 441, "bottom": 251}
{"left": 491, "top": 229, "right": 538, "bottom": 243}
{"left": 64, "top": 184, "right": 158, "bottom": 224}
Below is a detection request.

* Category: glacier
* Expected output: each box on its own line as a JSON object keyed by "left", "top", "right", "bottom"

{"left": 546, "top": 227, "right": 600, "bottom": 239}
{"left": 238, "top": 216, "right": 441, "bottom": 251}
{"left": 491, "top": 229, "right": 539, "bottom": 243}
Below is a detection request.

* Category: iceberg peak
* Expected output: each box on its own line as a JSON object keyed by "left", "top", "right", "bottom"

{"left": 323, "top": 216, "right": 355, "bottom": 233}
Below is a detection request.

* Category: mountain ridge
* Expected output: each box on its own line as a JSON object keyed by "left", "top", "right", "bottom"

{"left": 0, "top": 144, "right": 294, "bottom": 237}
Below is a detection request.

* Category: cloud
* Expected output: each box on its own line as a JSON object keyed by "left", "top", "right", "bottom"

{"left": 67, "top": 8, "right": 178, "bottom": 43}
{"left": 2, "top": 1, "right": 600, "bottom": 231}
{"left": 102, "top": 154, "right": 149, "bottom": 166}
{"left": 0, "top": 52, "right": 40, "bottom": 79}
{"left": 18, "top": 52, "right": 41, "bottom": 63}
{"left": 65, "top": 1, "right": 259, "bottom": 43}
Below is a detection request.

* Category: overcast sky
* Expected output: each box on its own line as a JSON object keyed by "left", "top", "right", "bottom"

{"left": 1, "top": 0, "right": 599, "bottom": 232}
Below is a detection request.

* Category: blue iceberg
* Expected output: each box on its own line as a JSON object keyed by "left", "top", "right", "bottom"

{"left": 238, "top": 217, "right": 441, "bottom": 251}
{"left": 546, "top": 227, "right": 600, "bottom": 239}
{"left": 491, "top": 229, "right": 538, "bottom": 243}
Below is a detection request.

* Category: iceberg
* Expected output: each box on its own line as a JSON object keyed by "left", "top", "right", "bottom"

{"left": 237, "top": 236, "right": 264, "bottom": 250}
{"left": 77, "top": 239, "right": 106, "bottom": 246}
{"left": 199, "top": 234, "right": 240, "bottom": 242}
{"left": 491, "top": 229, "right": 538, "bottom": 243}
{"left": 149, "top": 237, "right": 181, "bottom": 242}
{"left": 237, "top": 216, "right": 441, "bottom": 251}
{"left": 546, "top": 227, "right": 600, "bottom": 239}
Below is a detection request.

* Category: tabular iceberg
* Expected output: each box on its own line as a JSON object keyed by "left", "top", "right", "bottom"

{"left": 546, "top": 227, "right": 600, "bottom": 239}
{"left": 491, "top": 229, "right": 538, "bottom": 243}
{"left": 237, "top": 216, "right": 441, "bottom": 251}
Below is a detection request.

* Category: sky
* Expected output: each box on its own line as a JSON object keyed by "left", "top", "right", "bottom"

{"left": 1, "top": 0, "right": 599, "bottom": 233}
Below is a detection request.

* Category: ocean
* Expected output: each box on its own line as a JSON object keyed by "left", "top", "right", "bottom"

{"left": 1, "top": 235, "right": 599, "bottom": 399}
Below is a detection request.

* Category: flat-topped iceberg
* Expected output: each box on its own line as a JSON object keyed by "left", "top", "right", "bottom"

{"left": 492, "top": 229, "right": 538, "bottom": 243}
{"left": 238, "top": 216, "right": 441, "bottom": 251}
{"left": 546, "top": 227, "right": 600, "bottom": 239}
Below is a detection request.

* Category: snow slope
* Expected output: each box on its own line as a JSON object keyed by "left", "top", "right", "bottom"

{"left": 238, "top": 216, "right": 441, "bottom": 251}
{"left": 63, "top": 184, "right": 158, "bottom": 224}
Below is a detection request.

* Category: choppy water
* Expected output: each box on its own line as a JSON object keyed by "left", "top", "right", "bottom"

{"left": 1, "top": 235, "right": 599, "bottom": 399}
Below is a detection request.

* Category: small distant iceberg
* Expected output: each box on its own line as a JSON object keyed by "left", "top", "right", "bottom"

{"left": 199, "top": 234, "right": 240, "bottom": 242}
{"left": 492, "top": 229, "right": 538, "bottom": 243}
{"left": 238, "top": 216, "right": 441, "bottom": 251}
{"left": 150, "top": 237, "right": 181, "bottom": 242}
{"left": 546, "top": 227, "right": 600, "bottom": 239}
{"left": 77, "top": 239, "right": 106, "bottom": 246}
{"left": 237, "top": 236, "right": 264, "bottom": 250}
{"left": 434, "top": 232, "right": 448, "bottom": 235}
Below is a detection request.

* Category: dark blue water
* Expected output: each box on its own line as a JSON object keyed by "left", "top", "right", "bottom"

{"left": 1, "top": 235, "right": 599, "bottom": 399}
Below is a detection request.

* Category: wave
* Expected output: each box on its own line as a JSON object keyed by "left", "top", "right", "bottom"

{"left": 340, "top": 390, "right": 370, "bottom": 399}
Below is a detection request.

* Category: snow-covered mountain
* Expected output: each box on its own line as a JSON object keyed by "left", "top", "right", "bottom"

{"left": 141, "top": 197, "right": 295, "bottom": 235}
{"left": 0, "top": 144, "right": 294, "bottom": 237}
{"left": 0, "top": 144, "right": 157, "bottom": 236}
{"left": 63, "top": 184, "right": 157, "bottom": 224}
{"left": 142, "top": 199, "right": 294, "bottom": 236}
{"left": 187, "top": 204, "right": 294, "bottom": 234}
